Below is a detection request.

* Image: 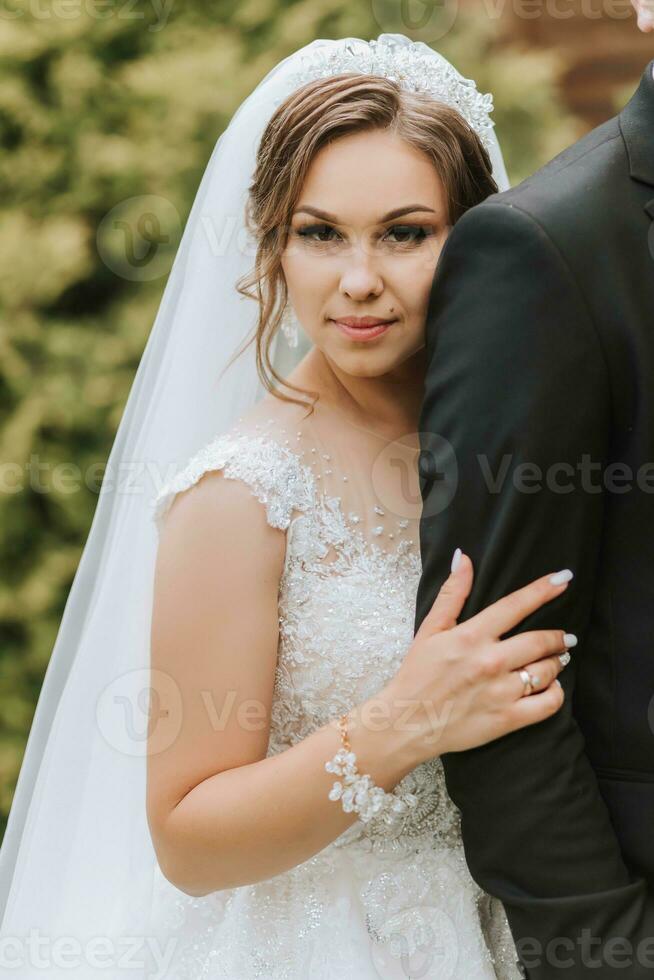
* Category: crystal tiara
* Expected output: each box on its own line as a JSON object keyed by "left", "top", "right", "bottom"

{"left": 287, "top": 33, "right": 496, "bottom": 154}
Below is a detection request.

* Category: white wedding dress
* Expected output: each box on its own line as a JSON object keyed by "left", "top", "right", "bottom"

{"left": 148, "top": 395, "right": 521, "bottom": 980}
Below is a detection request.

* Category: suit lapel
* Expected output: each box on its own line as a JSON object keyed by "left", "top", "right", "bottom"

{"left": 619, "top": 61, "right": 654, "bottom": 224}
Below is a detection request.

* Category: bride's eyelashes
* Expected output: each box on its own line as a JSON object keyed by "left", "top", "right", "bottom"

{"left": 293, "top": 222, "right": 436, "bottom": 247}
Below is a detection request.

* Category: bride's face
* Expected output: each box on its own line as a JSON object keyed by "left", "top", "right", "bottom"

{"left": 281, "top": 128, "right": 450, "bottom": 379}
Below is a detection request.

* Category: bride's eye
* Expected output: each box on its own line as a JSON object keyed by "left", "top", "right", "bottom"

{"left": 296, "top": 224, "right": 341, "bottom": 244}
{"left": 384, "top": 225, "right": 431, "bottom": 246}
{"left": 293, "top": 223, "right": 434, "bottom": 247}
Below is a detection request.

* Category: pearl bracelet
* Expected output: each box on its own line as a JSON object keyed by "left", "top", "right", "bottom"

{"left": 325, "top": 713, "right": 418, "bottom": 825}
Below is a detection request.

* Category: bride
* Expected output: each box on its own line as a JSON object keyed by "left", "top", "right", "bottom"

{"left": 0, "top": 34, "right": 574, "bottom": 980}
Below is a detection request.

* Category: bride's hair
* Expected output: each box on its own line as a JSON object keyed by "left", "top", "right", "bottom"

{"left": 233, "top": 72, "right": 499, "bottom": 414}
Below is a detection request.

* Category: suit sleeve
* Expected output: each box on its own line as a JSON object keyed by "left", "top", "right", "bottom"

{"left": 414, "top": 200, "right": 654, "bottom": 979}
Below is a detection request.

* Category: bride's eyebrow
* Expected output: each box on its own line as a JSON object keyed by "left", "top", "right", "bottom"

{"left": 293, "top": 204, "right": 438, "bottom": 222}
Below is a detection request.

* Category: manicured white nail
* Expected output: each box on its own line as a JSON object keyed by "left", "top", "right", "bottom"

{"left": 549, "top": 569, "right": 574, "bottom": 586}
{"left": 451, "top": 547, "right": 462, "bottom": 573}
{"left": 563, "top": 633, "right": 578, "bottom": 648}
{"left": 555, "top": 679, "right": 563, "bottom": 688}
{"left": 638, "top": 11, "right": 654, "bottom": 29}
{"left": 559, "top": 651, "right": 571, "bottom": 667}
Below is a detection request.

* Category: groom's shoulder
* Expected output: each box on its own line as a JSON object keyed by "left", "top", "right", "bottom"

{"left": 481, "top": 114, "right": 625, "bottom": 229}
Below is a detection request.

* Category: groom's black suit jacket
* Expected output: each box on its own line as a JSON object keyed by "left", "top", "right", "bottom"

{"left": 415, "top": 62, "right": 654, "bottom": 978}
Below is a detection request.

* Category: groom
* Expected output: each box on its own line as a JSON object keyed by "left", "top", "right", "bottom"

{"left": 414, "top": 33, "right": 654, "bottom": 980}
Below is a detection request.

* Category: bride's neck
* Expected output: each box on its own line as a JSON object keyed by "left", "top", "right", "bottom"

{"left": 291, "top": 347, "right": 426, "bottom": 441}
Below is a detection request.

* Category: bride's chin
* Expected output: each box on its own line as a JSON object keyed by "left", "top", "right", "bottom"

{"left": 336, "top": 351, "right": 401, "bottom": 378}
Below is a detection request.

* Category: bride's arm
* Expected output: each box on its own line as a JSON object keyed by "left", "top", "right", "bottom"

{"left": 147, "top": 461, "right": 567, "bottom": 898}
{"left": 146, "top": 470, "right": 419, "bottom": 898}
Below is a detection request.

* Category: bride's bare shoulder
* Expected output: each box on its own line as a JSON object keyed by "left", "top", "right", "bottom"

{"left": 230, "top": 390, "right": 317, "bottom": 439}
{"left": 153, "top": 392, "right": 317, "bottom": 538}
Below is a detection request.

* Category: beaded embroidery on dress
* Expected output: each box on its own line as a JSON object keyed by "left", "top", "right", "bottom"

{"left": 149, "top": 404, "right": 520, "bottom": 979}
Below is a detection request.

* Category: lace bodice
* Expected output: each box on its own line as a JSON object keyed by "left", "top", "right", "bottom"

{"left": 152, "top": 419, "right": 460, "bottom": 854}
{"left": 150, "top": 410, "right": 519, "bottom": 978}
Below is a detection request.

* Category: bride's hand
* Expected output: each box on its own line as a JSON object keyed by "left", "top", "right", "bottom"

{"left": 381, "top": 552, "right": 572, "bottom": 761}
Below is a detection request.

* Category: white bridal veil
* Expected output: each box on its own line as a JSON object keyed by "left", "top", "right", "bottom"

{"left": 0, "top": 33, "right": 510, "bottom": 978}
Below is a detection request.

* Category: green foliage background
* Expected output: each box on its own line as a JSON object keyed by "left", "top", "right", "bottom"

{"left": 0, "top": 1, "right": 582, "bottom": 840}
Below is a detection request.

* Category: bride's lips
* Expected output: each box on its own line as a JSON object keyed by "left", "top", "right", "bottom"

{"left": 330, "top": 316, "right": 397, "bottom": 341}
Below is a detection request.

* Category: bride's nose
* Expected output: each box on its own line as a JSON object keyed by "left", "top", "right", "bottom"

{"left": 338, "top": 254, "right": 384, "bottom": 301}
